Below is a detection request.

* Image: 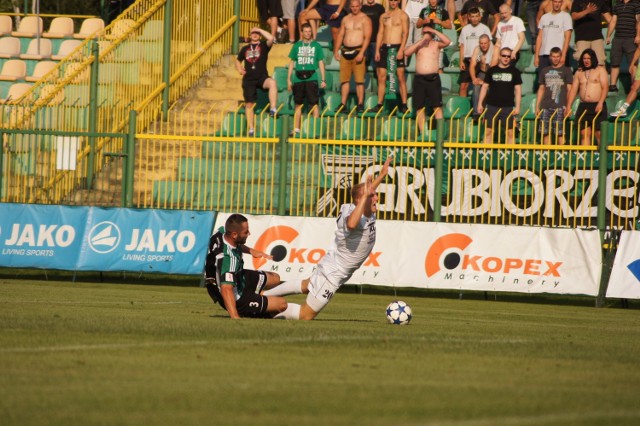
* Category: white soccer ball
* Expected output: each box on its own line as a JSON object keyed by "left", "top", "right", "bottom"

{"left": 386, "top": 300, "right": 412, "bottom": 325}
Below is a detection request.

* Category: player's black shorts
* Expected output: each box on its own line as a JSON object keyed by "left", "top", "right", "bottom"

{"left": 292, "top": 80, "right": 319, "bottom": 106}
{"left": 242, "top": 75, "right": 270, "bottom": 103}
{"left": 206, "top": 269, "right": 271, "bottom": 318}
{"left": 256, "top": 0, "right": 283, "bottom": 22}
{"left": 459, "top": 58, "right": 472, "bottom": 83}
{"left": 576, "top": 102, "right": 607, "bottom": 131}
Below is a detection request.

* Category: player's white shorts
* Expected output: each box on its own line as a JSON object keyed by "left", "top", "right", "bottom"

{"left": 305, "top": 266, "right": 346, "bottom": 313}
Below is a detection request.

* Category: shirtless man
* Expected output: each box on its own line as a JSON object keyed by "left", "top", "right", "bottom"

{"left": 300, "top": 0, "right": 347, "bottom": 43}
{"left": 566, "top": 49, "right": 608, "bottom": 145}
{"left": 335, "top": 0, "right": 372, "bottom": 113}
{"left": 404, "top": 26, "right": 451, "bottom": 134}
{"left": 536, "top": 0, "right": 572, "bottom": 25}
{"left": 375, "top": 0, "right": 410, "bottom": 113}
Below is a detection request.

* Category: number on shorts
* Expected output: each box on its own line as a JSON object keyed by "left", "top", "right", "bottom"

{"left": 322, "top": 289, "right": 334, "bottom": 300}
{"left": 249, "top": 302, "right": 259, "bottom": 308}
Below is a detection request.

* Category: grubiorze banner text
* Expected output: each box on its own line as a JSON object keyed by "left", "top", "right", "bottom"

{"left": 0, "top": 204, "right": 215, "bottom": 274}
{"left": 214, "top": 213, "right": 602, "bottom": 296}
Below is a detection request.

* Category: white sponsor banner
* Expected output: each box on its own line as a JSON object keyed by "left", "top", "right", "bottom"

{"left": 607, "top": 231, "right": 640, "bottom": 299}
{"left": 214, "top": 214, "right": 602, "bottom": 295}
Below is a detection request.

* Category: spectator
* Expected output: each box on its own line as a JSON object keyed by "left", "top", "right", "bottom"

{"left": 536, "top": 0, "right": 573, "bottom": 24}
{"left": 469, "top": 34, "right": 495, "bottom": 114}
{"left": 605, "top": 0, "right": 640, "bottom": 93}
{"left": 416, "top": 0, "right": 453, "bottom": 71}
{"left": 495, "top": 3, "right": 526, "bottom": 63}
{"left": 235, "top": 28, "right": 278, "bottom": 137}
{"left": 287, "top": 23, "right": 327, "bottom": 136}
{"left": 527, "top": 0, "right": 543, "bottom": 51}
{"left": 403, "top": 0, "right": 429, "bottom": 53}
{"left": 362, "top": 0, "right": 386, "bottom": 75}
{"left": 300, "top": 0, "right": 346, "bottom": 46}
{"left": 282, "top": 0, "right": 300, "bottom": 43}
{"left": 477, "top": 47, "right": 523, "bottom": 143}
{"left": 571, "top": 0, "right": 612, "bottom": 66}
{"left": 611, "top": 45, "right": 640, "bottom": 117}
{"left": 460, "top": 0, "right": 500, "bottom": 34}
{"left": 375, "top": 0, "right": 410, "bottom": 112}
{"left": 335, "top": 0, "right": 373, "bottom": 113}
{"left": 458, "top": 8, "right": 492, "bottom": 97}
{"left": 535, "top": 0, "right": 573, "bottom": 69}
{"left": 566, "top": 49, "right": 608, "bottom": 145}
{"left": 404, "top": 26, "right": 451, "bottom": 134}
{"left": 535, "top": 47, "right": 573, "bottom": 144}
{"left": 257, "top": 0, "right": 284, "bottom": 39}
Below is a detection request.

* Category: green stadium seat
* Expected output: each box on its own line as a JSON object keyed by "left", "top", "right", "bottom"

{"left": 216, "top": 112, "right": 247, "bottom": 136}
{"left": 273, "top": 66, "right": 288, "bottom": 91}
{"left": 377, "top": 117, "right": 409, "bottom": 141}
{"left": 320, "top": 91, "right": 342, "bottom": 116}
{"left": 300, "top": 116, "right": 327, "bottom": 138}
{"left": 520, "top": 73, "right": 535, "bottom": 93}
{"left": 520, "top": 94, "right": 537, "bottom": 120}
{"left": 443, "top": 96, "right": 470, "bottom": 118}
{"left": 258, "top": 116, "right": 282, "bottom": 137}
{"left": 339, "top": 117, "right": 367, "bottom": 140}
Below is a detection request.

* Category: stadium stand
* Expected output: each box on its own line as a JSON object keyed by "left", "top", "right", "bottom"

{"left": 0, "top": 36, "right": 21, "bottom": 58}
{"left": 43, "top": 17, "right": 75, "bottom": 39}
{"left": 11, "top": 16, "right": 42, "bottom": 37}
{"left": 0, "top": 58, "right": 26, "bottom": 80}
{"left": 73, "top": 17, "right": 105, "bottom": 39}
{"left": 0, "top": 81, "right": 31, "bottom": 103}
{"left": 25, "top": 60, "right": 57, "bottom": 82}
{"left": 19, "top": 38, "right": 52, "bottom": 60}
{"left": 0, "top": 14, "right": 12, "bottom": 36}
{"left": 51, "top": 39, "right": 82, "bottom": 60}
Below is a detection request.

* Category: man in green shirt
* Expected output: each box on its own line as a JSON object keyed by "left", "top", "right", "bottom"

{"left": 287, "top": 23, "right": 327, "bottom": 136}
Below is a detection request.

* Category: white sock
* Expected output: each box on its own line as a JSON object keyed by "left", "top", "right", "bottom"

{"left": 263, "top": 279, "right": 303, "bottom": 296}
{"left": 274, "top": 303, "right": 300, "bottom": 320}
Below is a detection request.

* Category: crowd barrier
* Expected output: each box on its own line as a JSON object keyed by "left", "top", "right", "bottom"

{"left": 2, "top": 204, "right": 639, "bottom": 302}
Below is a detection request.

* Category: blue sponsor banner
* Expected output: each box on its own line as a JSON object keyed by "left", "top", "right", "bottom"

{"left": 0, "top": 204, "right": 88, "bottom": 269}
{"left": 0, "top": 203, "right": 216, "bottom": 275}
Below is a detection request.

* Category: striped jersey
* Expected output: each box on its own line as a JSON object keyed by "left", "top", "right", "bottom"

{"left": 204, "top": 226, "right": 246, "bottom": 300}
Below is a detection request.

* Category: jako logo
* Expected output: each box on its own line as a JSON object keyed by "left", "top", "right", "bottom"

{"left": 424, "top": 233, "right": 562, "bottom": 277}
{"left": 253, "top": 226, "right": 300, "bottom": 269}
{"left": 628, "top": 259, "right": 640, "bottom": 282}
{"left": 88, "top": 221, "right": 121, "bottom": 254}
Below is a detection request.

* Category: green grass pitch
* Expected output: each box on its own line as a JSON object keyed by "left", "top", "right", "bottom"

{"left": 2, "top": 278, "right": 640, "bottom": 425}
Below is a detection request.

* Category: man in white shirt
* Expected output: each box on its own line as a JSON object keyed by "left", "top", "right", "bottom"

{"left": 458, "top": 7, "right": 492, "bottom": 97}
{"left": 495, "top": 3, "right": 526, "bottom": 63}
{"left": 264, "top": 157, "right": 392, "bottom": 320}
{"left": 535, "top": 0, "right": 573, "bottom": 69}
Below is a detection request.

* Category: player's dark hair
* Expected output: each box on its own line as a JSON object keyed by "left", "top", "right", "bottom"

{"left": 225, "top": 214, "right": 248, "bottom": 235}
{"left": 550, "top": 47, "right": 562, "bottom": 55}
{"left": 468, "top": 7, "right": 481, "bottom": 15}
{"left": 301, "top": 23, "right": 312, "bottom": 31}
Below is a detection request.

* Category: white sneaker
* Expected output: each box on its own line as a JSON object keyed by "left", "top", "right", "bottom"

{"left": 610, "top": 107, "right": 628, "bottom": 118}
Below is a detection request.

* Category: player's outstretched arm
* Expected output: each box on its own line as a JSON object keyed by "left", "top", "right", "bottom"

{"left": 371, "top": 156, "right": 393, "bottom": 191}
{"left": 241, "top": 245, "right": 273, "bottom": 259}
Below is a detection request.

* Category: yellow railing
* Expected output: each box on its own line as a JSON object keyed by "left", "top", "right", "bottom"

{"left": 1, "top": 0, "right": 241, "bottom": 205}
{"left": 126, "top": 104, "right": 639, "bottom": 230}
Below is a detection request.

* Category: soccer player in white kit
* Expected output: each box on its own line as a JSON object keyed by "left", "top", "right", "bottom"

{"left": 264, "top": 156, "right": 392, "bottom": 320}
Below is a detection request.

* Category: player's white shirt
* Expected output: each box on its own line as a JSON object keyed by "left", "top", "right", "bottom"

{"left": 496, "top": 16, "right": 525, "bottom": 51}
{"left": 317, "top": 203, "right": 376, "bottom": 284}
{"left": 404, "top": 0, "right": 428, "bottom": 20}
